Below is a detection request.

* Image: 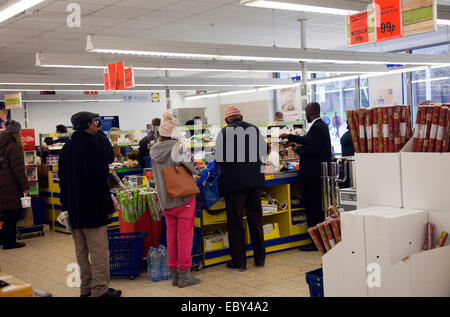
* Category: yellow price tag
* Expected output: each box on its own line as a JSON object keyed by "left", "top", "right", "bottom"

{"left": 265, "top": 174, "right": 275, "bottom": 180}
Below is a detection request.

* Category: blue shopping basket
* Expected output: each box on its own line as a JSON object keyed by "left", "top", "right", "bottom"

{"left": 108, "top": 232, "right": 148, "bottom": 279}
{"left": 305, "top": 268, "right": 324, "bottom": 297}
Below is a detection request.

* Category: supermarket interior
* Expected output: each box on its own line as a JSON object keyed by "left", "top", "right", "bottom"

{"left": 0, "top": 0, "right": 450, "bottom": 301}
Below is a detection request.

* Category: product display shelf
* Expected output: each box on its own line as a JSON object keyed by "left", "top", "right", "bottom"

{"left": 197, "top": 171, "right": 311, "bottom": 267}
{"left": 38, "top": 165, "right": 119, "bottom": 234}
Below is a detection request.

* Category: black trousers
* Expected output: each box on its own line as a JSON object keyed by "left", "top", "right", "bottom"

{"left": 225, "top": 188, "right": 266, "bottom": 266}
{"left": 0, "top": 209, "right": 21, "bottom": 247}
{"left": 302, "top": 183, "right": 325, "bottom": 228}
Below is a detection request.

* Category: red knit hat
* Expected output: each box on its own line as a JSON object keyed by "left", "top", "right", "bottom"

{"left": 224, "top": 105, "right": 242, "bottom": 119}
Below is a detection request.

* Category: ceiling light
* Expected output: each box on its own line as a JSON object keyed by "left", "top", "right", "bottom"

{"left": 0, "top": 0, "right": 45, "bottom": 24}
{"left": 412, "top": 76, "right": 450, "bottom": 84}
{"left": 86, "top": 35, "right": 450, "bottom": 66}
{"left": 37, "top": 53, "right": 391, "bottom": 74}
{"left": 21, "top": 99, "right": 123, "bottom": 103}
{"left": 437, "top": 19, "right": 450, "bottom": 26}
{"left": 240, "top": 0, "right": 359, "bottom": 16}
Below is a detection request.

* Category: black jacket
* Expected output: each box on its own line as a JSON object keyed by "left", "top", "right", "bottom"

{"left": 0, "top": 133, "right": 30, "bottom": 211}
{"left": 58, "top": 130, "right": 114, "bottom": 229}
{"left": 94, "top": 131, "right": 114, "bottom": 166}
{"left": 215, "top": 119, "right": 267, "bottom": 196}
{"left": 288, "top": 119, "right": 332, "bottom": 185}
{"left": 137, "top": 136, "right": 150, "bottom": 168}
{"left": 340, "top": 130, "right": 355, "bottom": 157}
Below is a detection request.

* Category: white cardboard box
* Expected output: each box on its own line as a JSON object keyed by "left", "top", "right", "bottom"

{"left": 400, "top": 152, "right": 450, "bottom": 212}
{"left": 364, "top": 208, "right": 428, "bottom": 297}
{"left": 355, "top": 153, "right": 403, "bottom": 209}
{"left": 324, "top": 207, "right": 389, "bottom": 297}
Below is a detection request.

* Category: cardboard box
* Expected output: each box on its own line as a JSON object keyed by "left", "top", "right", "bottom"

{"left": 323, "top": 207, "right": 382, "bottom": 297}
{"left": 0, "top": 273, "right": 33, "bottom": 297}
{"left": 355, "top": 153, "right": 403, "bottom": 209}
{"left": 364, "top": 208, "right": 428, "bottom": 297}
{"left": 400, "top": 138, "right": 450, "bottom": 212}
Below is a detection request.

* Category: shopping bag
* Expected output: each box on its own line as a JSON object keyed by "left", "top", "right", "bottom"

{"left": 197, "top": 160, "right": 221, "bottom": 210}
{"left": 162, "top": 165, "right": 200, "bottom": 199}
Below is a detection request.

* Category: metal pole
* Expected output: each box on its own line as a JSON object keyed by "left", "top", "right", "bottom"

{"left": 298, "top": 19, "right": 308, "bottom": 117}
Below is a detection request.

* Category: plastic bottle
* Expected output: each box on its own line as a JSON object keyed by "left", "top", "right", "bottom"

{"left": 159, "top": 245, "right": 171, "bottom": 280}
{"left": 149, "top": 247, "right": 161, "bottom": 282}
{"left": 146, "top": 248, "right": 153, "bottom": 281}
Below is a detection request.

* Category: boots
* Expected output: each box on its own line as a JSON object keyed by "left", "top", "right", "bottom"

{"left": 177, "top": 269, "right": 201, "bottom": 288}
{"left": 169, "top": 268, "right": 178, "bottom": 286}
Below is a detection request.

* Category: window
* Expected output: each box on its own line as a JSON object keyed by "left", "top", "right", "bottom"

{"left": 411, "top": 44, "right": 450, "bottom": 122}
{"left": 314, "top": 78, "right": 357, "bottom": 155}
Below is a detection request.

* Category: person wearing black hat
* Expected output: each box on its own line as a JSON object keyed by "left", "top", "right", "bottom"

{"left": 0, "top": 120, "right": 30, "bottom": 250}
{"left": 58, "top": 111, "right": 121, "bottom": 298}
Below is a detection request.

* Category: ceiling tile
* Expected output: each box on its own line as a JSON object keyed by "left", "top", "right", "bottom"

{"left": 114, "top": 0, "right": 182, "bottom": 10}
{"left": 91, "top": 6, "right": 152, "bottom": 19}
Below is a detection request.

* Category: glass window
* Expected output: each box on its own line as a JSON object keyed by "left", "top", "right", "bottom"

{"left": 359, "top": 77, "right": 369, "bottom": 108}
{"left": 314, "top": 78, "right": 357, "bottom": 155}
{"left": 411, "top": 44, "right": 450, "bottom": 122}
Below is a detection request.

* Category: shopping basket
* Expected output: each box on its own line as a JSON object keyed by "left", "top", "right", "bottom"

{"left": 108, "top": 232, "right": 148, "bottom": 279}
{"left": 305, "top": 268, "right": 324, "bottom": 297}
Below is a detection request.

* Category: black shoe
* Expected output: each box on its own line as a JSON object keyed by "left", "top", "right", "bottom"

{"left": 299, "top": 244, "right": 318, "bottom": 252}
{"left": 3, "top": 242, "right": 26, "bottom": 250}
{"left": 226, "top": 262, "right": 246, "bottom": 271}
{"left": 80, "top": 293, "right": 91, "bottom": 297}
{"left": 255, "top": 260, "right": 265, "bottom": 267}
{"left": 99, "top": 288, "right": 122, "bottom": 297}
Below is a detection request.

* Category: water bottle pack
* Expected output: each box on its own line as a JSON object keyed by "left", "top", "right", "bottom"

{"left": 147, "top": 245, "right": 171, "bottom": 282}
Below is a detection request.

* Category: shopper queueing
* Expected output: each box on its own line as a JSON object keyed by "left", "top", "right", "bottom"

{"left": 150, "top": 112, "right": 201, "bottom": 288}
{"left": 137, "top": 117, "right": 161, "bottom": 168}
{"left": 0, "top": 120, "right": 30, "bottom": 250}
{"left": 215, "top": 106, "right": 267, "bottom": 271}
{"left": 281, "top": 102, "right": 332, "bottom": 251}
{"left": 58, "top": 111, "right": 121, "bottom": 297}
{"left": 94, "top": 119, "right": 115, "bottom": 177}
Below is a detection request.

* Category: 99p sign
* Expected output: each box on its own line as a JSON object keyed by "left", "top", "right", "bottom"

{"left": 374, "top": 0, "right": 403, "bottom": 42}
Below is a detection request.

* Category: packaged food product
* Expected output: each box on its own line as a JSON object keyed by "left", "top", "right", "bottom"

{"left": 388, "top": 106, "right": 395, "bottom": 152}
{"left": 330, "top": 218, "right": 341, "bottom": 243}
{"left": 422, "top": 106, "right": 434, "bottom": 152}
{"left": 382, "top": 107, "right": 389, "bottom": 152}
{"left": 416, "top": 105, "right": 429, "bottom": 152}
{"left": 347, "top": 110, "right": 360, "bottom": 153}
{"left": 308, "top": 226, "right": 326, "bottom": 256}
{"left": 435, "top": 231, "right": 448, "bottom": 248}
{"left": 434, "top": 106, "right": 448, "bottom": 152}
{"left": 357, "top": 109, "right": 367, "bottom": 153}
{"left": 365, "top": 109, "right": 373, "bottom": 153}
{"left": 377, "top": 107, "right": 384, "bottom": 152}
{"left": 412, "top": 105, "right": 423, "bottom": 152}
{"left": 393, "top": 106, "right": 401, "bottom": 152}
{"left": 442, "top": 107, "right": 450, "bottom": 152}
{"left": 324, "top": 221, "right": 336, "bottom": 248}
{"left": 372, "top": 108, "right": 379, "bottom": 153}
{"left": 317, "top": 223, "right": 331, "bottom": 251}
{"left": 427, "top": 105, "right": 441, "bottom": 152}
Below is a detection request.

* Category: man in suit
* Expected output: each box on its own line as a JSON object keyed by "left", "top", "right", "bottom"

{"left": 281, "top": 102, "right": 332, "bottom": 251}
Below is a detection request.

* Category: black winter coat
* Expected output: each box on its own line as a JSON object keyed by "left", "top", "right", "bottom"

{"left": 58, "top": 130, "right": 114, "bottom": 229}
{"left": 289, "top": 119, "right": 332, "bottom": 185}
{"left": 215, "top": 119, "right": 267, "bottom": 196}
{"left": 0, "top": 133, "right": 30, "bottom": 211}
{"left": 94, "top": 131, "right": 114, "bottom": 176}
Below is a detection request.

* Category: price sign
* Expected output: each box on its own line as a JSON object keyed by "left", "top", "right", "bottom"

{"left": 116, "top": 61, "right": 125, "bottom": 90}
{"left": 348, "top": 12, "right": 370, "bottom": 46}
{"left": 374, "top": 0, "right": 403, "bottom": 42}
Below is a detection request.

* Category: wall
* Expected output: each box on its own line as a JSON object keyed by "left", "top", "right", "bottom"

{"left": 368, "top": 73, "right": 404, "bottom": 106}
{"left": 11, "top": 92, "right": 167, "bottom": 143}
{"left": 171, "top": 90, "right": 274, "bottom": 126}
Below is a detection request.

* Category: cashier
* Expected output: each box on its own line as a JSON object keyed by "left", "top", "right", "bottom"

{"left": 280, "top": 102, "right": 332, "bottom": 252}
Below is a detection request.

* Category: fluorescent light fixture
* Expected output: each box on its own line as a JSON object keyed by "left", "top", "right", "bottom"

{"left": 412, "top": 76, "right": 450, "bottom": 84}
{"left": 240, "top": 0, "right": 358, "bottom": 16}
{"left": 0, "top": 0, "right": 45, "bottom": 24}
{"left": 86, "top": 35, "right": 450, "bottom": 66}
{"left": 22, "top": 99, "right": 123, "bottom": 103}
{"left": 437, "top": 19, "right": 450, "bottom": 26}
{"left": 37, "top": 53, "right": 391, "bottom": 74}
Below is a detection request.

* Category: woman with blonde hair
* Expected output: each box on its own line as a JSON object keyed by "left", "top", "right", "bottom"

{"left": 0, "top": 120, "right": 30, "bottom": 249}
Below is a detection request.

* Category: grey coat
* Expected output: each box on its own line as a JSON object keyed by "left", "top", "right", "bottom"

{"left": 150, "top": 140, "right": 200, "bottom": 210}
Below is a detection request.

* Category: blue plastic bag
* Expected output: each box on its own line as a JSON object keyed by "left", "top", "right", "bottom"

{"left": 197, "top": 160, "right": 221, "bottom": 210}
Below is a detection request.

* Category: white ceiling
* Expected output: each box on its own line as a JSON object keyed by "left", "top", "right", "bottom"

{"left": 0, "top": 0, "right": 449, "bottom": 77}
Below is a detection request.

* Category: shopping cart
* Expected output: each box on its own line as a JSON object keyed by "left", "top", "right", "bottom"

{"left": 108, "top": 232, "right": 148, "bottom": 279}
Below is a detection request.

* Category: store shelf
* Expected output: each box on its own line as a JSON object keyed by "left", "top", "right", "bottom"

{"left": 291, "top": 208, "right": 305, "bottom": 212}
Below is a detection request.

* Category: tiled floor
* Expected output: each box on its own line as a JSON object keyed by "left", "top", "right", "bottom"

{"left": 0, "top": 232, "right": 321, "bottom": 297}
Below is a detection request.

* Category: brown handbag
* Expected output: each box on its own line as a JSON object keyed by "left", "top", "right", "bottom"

{"left": 162, "top": 165, "right": 200, "bottom": 199}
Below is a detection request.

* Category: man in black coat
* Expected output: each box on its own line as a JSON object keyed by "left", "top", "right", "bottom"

{"left": 215, "top": 106, "right": 268, "bottom": 271}
{"left": 58, "top": 111, "right": 121, "bottom": 298}
{"left": 281, "top": 102, "right": 332, "bottom": 251}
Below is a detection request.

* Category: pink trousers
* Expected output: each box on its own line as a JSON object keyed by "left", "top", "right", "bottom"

{"left": 164, "top": 197, "right": 196, "bottom": 271}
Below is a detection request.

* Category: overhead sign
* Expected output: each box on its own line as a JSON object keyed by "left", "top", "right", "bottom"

{"left": 347, "top": 11, "right": 375, "bottom": 46}
{"left": 346, "top": 0, "right": 437, "bottom": 47}
{"left": 374, "top": 0, "right": 403, "bottom": 42}
{"left": 5, "top": 93, "right": 22, "bottom": 109}
{"left": 104, "top": 61, "right": 134, "bottom": 91}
